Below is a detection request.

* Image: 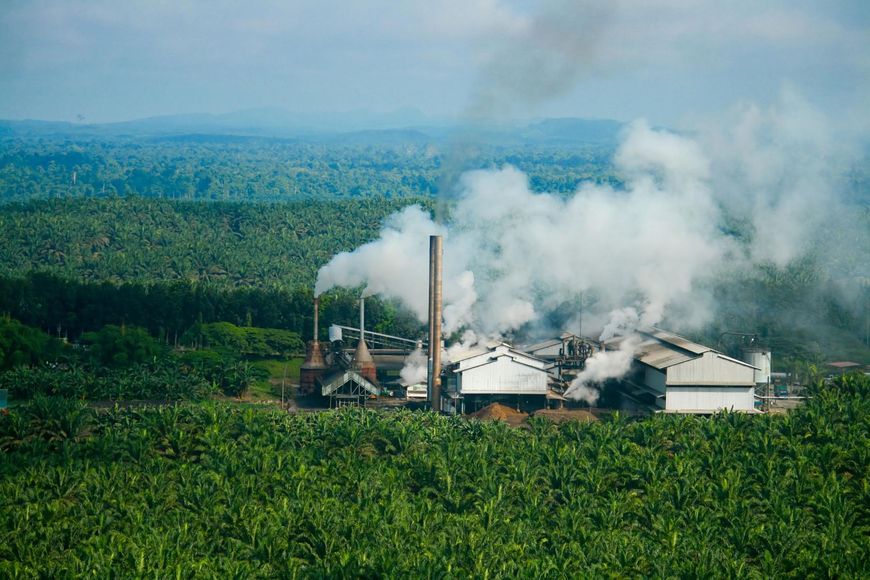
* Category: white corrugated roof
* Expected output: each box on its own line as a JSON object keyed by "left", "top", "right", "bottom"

{"left": 522, "top": 338, "right": 562, "bottom": 353}
{"left": 604, "top": 327, "right": 711, "bottom": 370}
{"left": 605, "top": 328, "right": 760, "bottom": 372}
{"left": 634, "top": 341, "right": 696, "bottom": 369}
{"left": 449, "top": 343, "right": 549, "bottom": 373}
{"left": 644, "top": 328, "right": 711, "bottom": 355}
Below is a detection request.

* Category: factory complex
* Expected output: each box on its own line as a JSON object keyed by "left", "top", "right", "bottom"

{"left": 299, "top": 236, "right": 780, "bottom": 416}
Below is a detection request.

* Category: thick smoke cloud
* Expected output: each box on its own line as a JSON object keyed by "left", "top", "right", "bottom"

{"left": 315, "top": 95, "right": 863, "bottom": 394}
{"left": 317, "top": 117, "right": 733, "bottom": 339}
{"left": 315, "top": 206, "right": 445, "bottom": 318}
{"left": 698, "top": 88, "right": 859, "bottom": 268}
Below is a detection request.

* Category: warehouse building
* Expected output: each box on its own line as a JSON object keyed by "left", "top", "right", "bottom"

{"left": 441, "top": 343, "right": 554, "bottom": 414}
{"left": 607, "top": 328, "right": 759, "bottom": 413}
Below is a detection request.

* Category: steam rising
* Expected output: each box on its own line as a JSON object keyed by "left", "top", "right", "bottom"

{"left": 315, "top": 94, "right": 860, "bottom": 390}
{"left": 564, "top": 336, "right": 640, "bottom": 405}
{"left": 399, "top": 348, "right": 427, "bottom": 386}
{"left": 317, "top": 118, "right": 730, "bottom": 336}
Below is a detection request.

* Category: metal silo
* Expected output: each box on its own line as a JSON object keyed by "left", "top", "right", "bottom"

{"left": 741, "top": 347, "right": 771, "bottom": 386}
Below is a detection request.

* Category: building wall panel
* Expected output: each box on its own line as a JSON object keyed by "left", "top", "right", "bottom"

{"left": 665, "top": 386, "right": 755, "bottom": 411}
{"left": 460, "top": 357, "right": 548, "bottom": 395}
{"left": 667, "top": 352, "right": 755, "bottom": 386}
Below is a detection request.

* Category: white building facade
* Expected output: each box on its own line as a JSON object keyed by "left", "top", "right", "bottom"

{"left": 442, "top": 344, "right": 551, "bottom": 413}
{"left": 610, "top": 329, "right": 759, "bottom": 414}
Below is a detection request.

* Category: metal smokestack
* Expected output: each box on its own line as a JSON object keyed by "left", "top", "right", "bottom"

{"left": 352, "top": 295, "right": 377, "bottom": 383}
{"left": 313, "top": 296, "right": 320, "bottom": 341}
{"left": 300, "top": 295, "right": 327, "bottom": 394}
{"left": 428, "top": 235, "right": 443, "bottom": 412}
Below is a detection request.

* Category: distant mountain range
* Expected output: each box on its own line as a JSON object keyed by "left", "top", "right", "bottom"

{"left": 0, "top": 108, "right": 624, "bottom": 146}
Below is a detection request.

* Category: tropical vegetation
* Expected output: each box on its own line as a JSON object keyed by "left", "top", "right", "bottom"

{"left": 0, "top": 374, "right": 867, "bottom": 577}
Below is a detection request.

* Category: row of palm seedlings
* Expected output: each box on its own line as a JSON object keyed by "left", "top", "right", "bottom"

{"left": 0, "top": 374, "right": 867, "bottom": 577}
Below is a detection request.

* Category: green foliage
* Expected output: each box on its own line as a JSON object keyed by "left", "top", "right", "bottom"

{"left": 0, "top": 374, "right": 867, "bottom": 576}
{"left": 0, "top": 196, "right": 434, "bottom": 290}
{"left": 176, "top": 350, "right": 267, "bottom": 399}
{"left": 82, "top": 324, "right": 162, "bottom": 367}
{"left": 215, "top": 361, "right": 265, "bottom": 399}
{"left": 0, "top": 317, "right": 60, "bottom": 370}
{"left": 0, "top": 273, "right": 426, "bottom": 347}
{"left": 183, "top": 322, "right": 303, "bottom": 356}
{"left": 0, "top": 136, "right": 615, "bottom": 202}
{"left": 0, "top": 395, "right": 92, "bottom": 449}
{"left": 0, "top": 361, "right": 216, "bottom": 401}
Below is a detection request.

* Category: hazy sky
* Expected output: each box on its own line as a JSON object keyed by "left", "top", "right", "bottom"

{"left": 0, "top": 0, "right": 867, "bottom": 126}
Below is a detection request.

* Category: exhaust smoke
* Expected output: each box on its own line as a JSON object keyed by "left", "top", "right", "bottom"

{"left": 314, "top": 93, "right": 862, "bottom": 389}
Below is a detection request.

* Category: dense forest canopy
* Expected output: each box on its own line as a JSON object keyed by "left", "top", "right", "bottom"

{"left": 0, "top": 133, "right": 866, "bottom": 364}
{"left": 0, "top": 134, "right": 619, "bottom": 202}
{"left": 0, "top": 196, "right": 432, "bottom": 289}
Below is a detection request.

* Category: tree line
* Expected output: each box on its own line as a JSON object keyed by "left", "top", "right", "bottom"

{"left": 0, "top": 196, "right": 434, "bottom": 290}
{"left": 0, "top": 272, "right": 424, "bottom": 345}
{"left": 0, "top": 136, "right": 617, "bottom": 202}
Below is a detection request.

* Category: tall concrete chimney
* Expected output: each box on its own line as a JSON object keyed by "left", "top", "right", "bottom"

{"left": 428, "top": 235, "right": 443, "bottom": 412}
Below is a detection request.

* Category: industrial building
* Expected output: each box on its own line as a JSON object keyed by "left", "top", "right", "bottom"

{"left": 440, "top": 343, "right": 554, "bottom": 414}
{"left": 320, "top": 369, "right": 380, "bottom": 408}
{"left": 298, "top": 296, "right": 388, "bottom": 407}
{"left": 606, "top": 328, "right": 760, "bottom": 414}
{"left": 302, "top": 235, "right": 768, "bottom": 416}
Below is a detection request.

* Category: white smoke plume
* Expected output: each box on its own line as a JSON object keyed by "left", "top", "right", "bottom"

{"left": 564, "top": 335, "right": 641, "bottom": 405}
{"left": 399, "top": 348, "right": 428, "bottom": 386}
{"left": 317, "top": 117, "right": 728, "bottom": 337}
{"left": 696, "top": 87, "right": 858, "bottom": 268}
{"left": 314, "top": 206, "right": 445, "bottom": 320}
{"left": 314, "top": 94, "right": 860, "bottom": 387}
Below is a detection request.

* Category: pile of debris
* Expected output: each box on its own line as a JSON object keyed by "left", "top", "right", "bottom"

{"left": 469, "top": 403, "right": 529, "bottom": 425}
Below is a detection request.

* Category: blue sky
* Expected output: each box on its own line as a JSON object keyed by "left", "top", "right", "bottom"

{"left": 0, "top": 0, "right": 867, "bottom": 127}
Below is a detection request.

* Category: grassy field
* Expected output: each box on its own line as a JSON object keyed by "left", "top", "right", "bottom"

{"left": 248, "top": 357, "right": 304, "bottom": 401}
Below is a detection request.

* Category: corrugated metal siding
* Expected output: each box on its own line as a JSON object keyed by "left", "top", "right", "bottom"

{"left": 646, "top": 328, "right": 710, "bottom": 355}
{"left": 459, "top": 356, "right": 548, "bottom": 395}
{"left": 665, "top": 386, "right": 755, "bottom": 411}
{"left": 635, "top": 342, "right": 695, "bottom": 369}
{"left": 666, "top": 352, "right": 756, "bottom": 386}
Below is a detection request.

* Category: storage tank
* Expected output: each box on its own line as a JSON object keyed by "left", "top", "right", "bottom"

{"left": 742, "top": 347, "right": 771, "bottom": 386}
